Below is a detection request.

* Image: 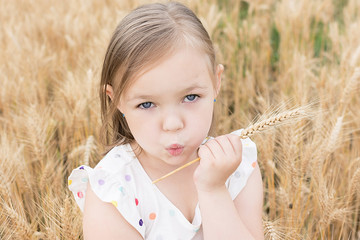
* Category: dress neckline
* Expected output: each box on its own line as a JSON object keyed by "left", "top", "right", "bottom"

{"left": 122, "top": 143, "right": 201, "bottom": 227}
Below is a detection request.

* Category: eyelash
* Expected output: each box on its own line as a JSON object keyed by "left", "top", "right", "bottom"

{"left": 137, "top": 94, "right": 200, "bottom": 109}
{"left": 184, "top": 94, "right": 199, "bottom": 102}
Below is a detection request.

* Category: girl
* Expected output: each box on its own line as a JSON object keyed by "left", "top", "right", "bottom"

{"left": 68, "top": 2, "right": 263, "bottom": 239}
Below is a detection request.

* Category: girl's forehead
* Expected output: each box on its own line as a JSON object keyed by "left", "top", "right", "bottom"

{"left": 123, "top": 48, "right": 215, "bottom": 100}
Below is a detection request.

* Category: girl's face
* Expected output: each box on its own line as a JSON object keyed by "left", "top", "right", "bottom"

{"left": 118, "top": 47, "right": 222, "bottom": 167}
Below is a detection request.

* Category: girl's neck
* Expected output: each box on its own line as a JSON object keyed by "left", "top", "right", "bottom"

{"left": 130, "top": 141, "right": 199, "bottom": 223}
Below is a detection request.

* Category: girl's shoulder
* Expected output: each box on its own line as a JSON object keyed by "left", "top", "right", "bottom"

{"left": 68, "top": 143, "right": 147, "bottom": 236}
{"left": 92, "top": 144, "right": 137, "bottom": 173}
{"left": 67, "top": 143, "right": 140, "bottom": 211}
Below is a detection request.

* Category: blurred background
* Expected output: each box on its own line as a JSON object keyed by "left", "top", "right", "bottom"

{"left": 0, "top": 0, "right": 359, "bottom": 239}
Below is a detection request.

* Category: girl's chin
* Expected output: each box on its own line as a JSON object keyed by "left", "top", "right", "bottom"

{"left": 163, "top": 151, "right": 198, "bottom": 167}
{"left": 136, "top": 144, "right": 199, "bottom": 166}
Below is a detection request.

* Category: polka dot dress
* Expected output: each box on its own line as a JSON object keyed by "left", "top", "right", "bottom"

{"left": 68, "top": 129, "right": 257, "bottom": 239}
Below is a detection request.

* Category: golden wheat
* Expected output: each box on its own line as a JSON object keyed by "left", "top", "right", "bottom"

{"left": 152, "top": 106, "right": 310, "bottom": 184}
{"left": 3, "top": 204, "right": 33, "bottom": 240}
{"left": 1, "top": 0, "right": 359, "bottom": 239}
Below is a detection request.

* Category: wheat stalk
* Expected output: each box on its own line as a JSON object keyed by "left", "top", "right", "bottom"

{"left": 0, "top": 168, "right": 12, "bottom": 201}
{"left": 4, "top": 204, "right": 33, "bottom": 240}
{"left": 339, "top": 67, "right": 360, "bottom": 115}
{"left": 152, "top": 107, "right": 307, "bottom": 184}
{"left": 60, "top": 196, "right": 77, "bottom": 240}
{"left": 348, "top": 168, "right": 360, "bottom": 201}
{"left": 45, "top": 227, "right": 60, "bottom": 240}
{"left": 264, "top": 220, "right": 284, "bottom": 240}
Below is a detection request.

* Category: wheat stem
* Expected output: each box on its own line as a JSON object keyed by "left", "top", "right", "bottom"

{"left": 152, "top": 107, "right": 307, "bottom": 184}
{"left": 4, "top": 204, "right": 33, "bottom": 239}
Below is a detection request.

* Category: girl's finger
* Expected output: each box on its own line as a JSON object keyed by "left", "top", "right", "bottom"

{"left": 227, "top": 134, "right": 242, "bottom": 156}
{"left": 214, "top": 135, "right": 235, "bottom": 157}
{"left": 204, "top": 138, "right": 222, "bottom": 152}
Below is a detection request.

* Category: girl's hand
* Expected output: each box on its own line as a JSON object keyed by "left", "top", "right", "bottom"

{"left": 194, "top": 134, "right": 242, "bottom": 192}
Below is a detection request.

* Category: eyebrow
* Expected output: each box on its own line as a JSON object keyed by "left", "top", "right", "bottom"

{"left": 127, "top": 84, "right": 208, "bottom": 102}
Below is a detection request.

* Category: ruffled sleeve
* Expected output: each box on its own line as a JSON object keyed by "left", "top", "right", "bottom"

{"left": 225, "top": 129, "right": 258, "bottom": 200}
{"left": 67, "top": 146, "right": 146, "bottom": 238}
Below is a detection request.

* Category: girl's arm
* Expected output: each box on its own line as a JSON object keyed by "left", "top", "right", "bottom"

{"left": 233, "top": 165, "right": 264, "bottom": 238}
{"left": 195, "top": 135, "right": 264, "bottom": 239}
{"left": 83, "top": 183, "right": 143, "bottom": 240}
{"left": 197, "top": 165, "right": 264, "bottom": 239}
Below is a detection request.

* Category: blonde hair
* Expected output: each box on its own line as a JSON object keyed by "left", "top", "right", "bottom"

{"left": 100, "top": 2, "right": 217, "bottom": 149}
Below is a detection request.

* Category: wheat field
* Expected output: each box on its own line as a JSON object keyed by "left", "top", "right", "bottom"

{"left": 1, "top": 0, "right": 359, "bottom": 239}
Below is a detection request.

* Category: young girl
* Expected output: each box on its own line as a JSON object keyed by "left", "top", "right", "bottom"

{"left": 68, "top": 2, "right": 263, "bottom": 239}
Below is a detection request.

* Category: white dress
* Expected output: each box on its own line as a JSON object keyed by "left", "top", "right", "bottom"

{"left": 68, "top": 129, "right": 257, "bottom": 240}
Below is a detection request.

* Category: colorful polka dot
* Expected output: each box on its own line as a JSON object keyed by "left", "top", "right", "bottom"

{"left": 252, "top": 162, "right": 257, "bottom": 168}
{"left": 194, "top": 227, "right": 200, "bottom": 232}
{"left": 79, "top": 166, "right": 84, "bottom": 170}
{"left": 125, "top": 175, "right": 131, "bottom": 181}
{"left": 111, "top": 200, "right": 118, "bottom": 207}
{"left": 115, "top": 154, "right": 121, "bottom": 158}
{"left": 68, "top": 179, "right": 72, "bottom": 185}
{"left": 234, "top": 171, "right": 241, "bottom": 178}
{"left": 135, "top": 198, "right": 139, "bottom": 206}
{"left": 149, "top": 212, "right": 156, "bottom": 220}
{"left": 77, "top": 191, "right": 84, "bottom": 198}
{"left": 139, "top": 219, "right": 143, "bottom": 226}
{"left": 169, "top": 209, "right": 175, "bottom": 216}
{"left": 119, "top": 186, "right": 126, "bottom": 196}
{"left": 81, "top": 177, "right": 88, "bottom": 183}
{"left": 98, "top": 179, "right": 105, "bottom": 185}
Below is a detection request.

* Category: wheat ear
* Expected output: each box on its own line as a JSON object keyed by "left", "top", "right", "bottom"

{"left": 338, "top": 67, "right": 360, "bottom": 115}
{"left": 4, "top": 204, "right": 33, "bottom": 239}
{"left": 152, "top": 108, "right": 307, "bottom": 184}
{"left": 239, "top": 108, "right": 305, "bottom": 139}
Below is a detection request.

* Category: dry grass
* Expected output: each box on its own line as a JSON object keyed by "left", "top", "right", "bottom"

{"left": 0, "top": 0, "right": 359, "bottom": 239}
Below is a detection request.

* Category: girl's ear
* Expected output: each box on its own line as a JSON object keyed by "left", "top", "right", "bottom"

{"left": 105, "top": 84, "right": 114, "bottom": 100}
{"left": 215, "top": 64, "right": 224, "bottom": 97}
{"left": 106, "top": 84, "right": 124, "bottom": 112}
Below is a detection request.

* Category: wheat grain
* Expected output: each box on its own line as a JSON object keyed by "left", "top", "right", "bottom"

{"left": 325, "top": 116, "right": 344, "bottom": 155}
{"left": 263, "top": 219, "right": 289, "bottom": 240}
{"left": 349, "top": 168, "right": 360, "bottom": 200}
{"left": 4, "top": 204, "right": 33, "bottom": 240}
{"left": 60, "top": 196, "right": 77, "bottom": 240}
{"left": 45, "top": 227, "right": 60, "bottom": 240}
{"left": 239, "top": 108, "right": 307, "bottom": 139}
{"left": 1, "top": 0, "right": 359, "bottom": 238}
{"left": 264, "top": 221, "right": 283, "bottom": 240}
{"left": 152, "top": 106, "right": 309, "bottom": 184}
{"left": 339, "top": 68, "right": 360, "bottom": 114}
{"left": 350, "top": 46, "right": 360, "bottom": 68}
{"left": 68, "top": 145, "right": 86, "bottom": 159}
{"left": 83, "top": 135, "right": 95, "bottom": 166}
{"left": 0, "top": 168, "right": 12, "bottom": 201}
{"left": 39, "top": 162, "right": 53, "bottom": 191}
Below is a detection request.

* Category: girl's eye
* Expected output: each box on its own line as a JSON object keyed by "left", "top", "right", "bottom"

{"left": 138, "top": 102, "right": 153, "bottom": 109}
{"left": 184, "top": 94, "right": 199, "bottom": 102}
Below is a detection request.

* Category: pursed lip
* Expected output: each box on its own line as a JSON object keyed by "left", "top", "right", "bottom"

{"left": 165, "top": 144, "right": 184, "bottom": 156}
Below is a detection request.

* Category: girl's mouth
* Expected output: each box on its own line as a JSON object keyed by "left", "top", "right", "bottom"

{"left": 166, "top": 144, "right": 184, "bottom": 156}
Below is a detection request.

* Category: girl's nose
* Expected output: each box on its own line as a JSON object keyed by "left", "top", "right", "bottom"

{"left": 162, "top": 112, "right": 184, "bottom": 132}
